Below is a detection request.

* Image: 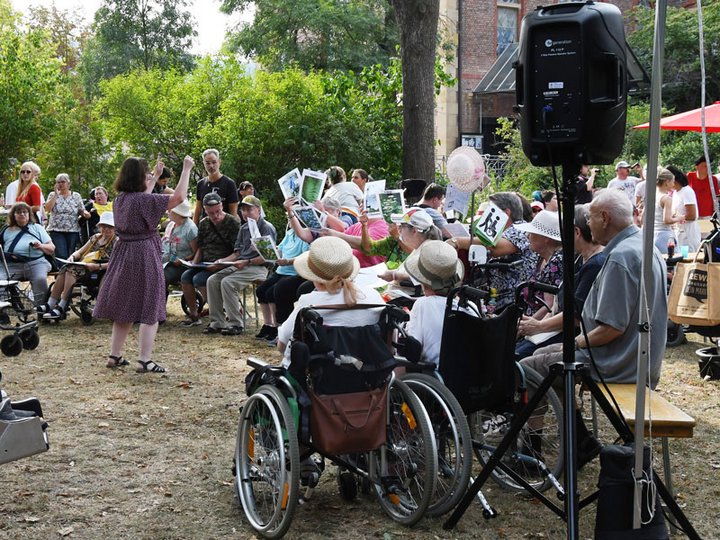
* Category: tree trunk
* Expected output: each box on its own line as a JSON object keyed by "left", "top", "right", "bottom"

{"left": 391, "top": 0, "right": 440, "bottom": 182}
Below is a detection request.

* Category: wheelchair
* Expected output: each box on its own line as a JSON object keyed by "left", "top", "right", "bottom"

{"left": 438, "top": 285, "right": 564, "bottom": 496}
{"left": 385, "top": 308, "right": 475, "bottom": 518}
{"left": 0, "top": 251, "right": 40, "bottom": 356}
{"left": 234, "top": 306, "right": 438, "bottom": 538}
{"left": 0, "top": 368, "right": 48, "bottom": 464}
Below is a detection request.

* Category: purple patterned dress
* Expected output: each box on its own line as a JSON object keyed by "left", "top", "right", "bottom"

{"left": 93, "top": 192, "right": 169, "bottom": 324}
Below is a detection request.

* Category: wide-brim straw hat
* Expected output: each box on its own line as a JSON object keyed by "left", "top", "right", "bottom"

{"left": 171, "top": 199, "right": 193, "bottom": 218}
{"left": 405, "top": 240, "right": 464, "bottom": 290}
{"left": 294, "top": 237, "right": 360, "bottom": 284}
{"left": 514, "top": 210, "right": 562, "bottom": 242}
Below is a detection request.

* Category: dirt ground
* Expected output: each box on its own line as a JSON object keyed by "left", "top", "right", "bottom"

{"left": 0, "top": 300, "right": 717, "bottom": 540}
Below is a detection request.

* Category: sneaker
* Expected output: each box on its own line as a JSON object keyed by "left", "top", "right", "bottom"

{"left": 179, "top": 316, "right": 202, "bottom": 328}
{"left": 203, "top": 325, "right": 222, "bottom": 334}
{"left": 221, "top": 325, "right": 244, "bottom": 336}
{"left": 266, "top": 337, "right": 278, "bottom": 347}
{"left": 264, "top": 326, "right": 278, "bottom": 340}
{"left": 255, "top": 324, "right": 272, "bottom": 339}
{"left": 482, "top": 414, "right": 509, "bottom": 436}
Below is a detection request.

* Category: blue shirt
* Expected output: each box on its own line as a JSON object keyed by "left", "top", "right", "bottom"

{"left": 276, "top": 229, "right": 309, "bottom": 276}
{"left": 1, "top": 224, "right": 51, "bottom": 259}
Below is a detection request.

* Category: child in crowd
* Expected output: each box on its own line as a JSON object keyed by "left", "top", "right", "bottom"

{"left": 403, "top": 240, "right": 464, "bottom": 367}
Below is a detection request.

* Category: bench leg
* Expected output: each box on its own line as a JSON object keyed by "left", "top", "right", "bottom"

{"left": 661, "top": 437, "right": 673, "bottom": 498}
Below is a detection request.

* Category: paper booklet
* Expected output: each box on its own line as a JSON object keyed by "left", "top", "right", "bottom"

{"left": 177, "top": 260, "right": 238, "bottom": 269}
{"left": 251, "top": 236, "right": 280, "bottom": 262}
{"left": 294, "top": 205, "right": 327, "bottom": 231}
{"left": 377, "top": 190, "right": 405, "bottom": 223}
{"left": 364, "top": 180, "right": 386, "bottom": 219}
{"left": 277, "top": 168, "right": 303, "bottom": 201}
{"left": 55, "top": 258, "right": 107, "bottom": 268}
{"left": 300, "top": 169, "right": 326, "bottom": 203}
{"left": 444, "top": 221, "right": 471, "bottom": 238}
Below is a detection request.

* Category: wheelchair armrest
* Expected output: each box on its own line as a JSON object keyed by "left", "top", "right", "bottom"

{"left": 247, "top": 356, "right": 269, "bottom": 370}
{"left": 395, "top": 357, "right": 437, "bottom": 373}
{"left": 10, "top": 397, "right": 43, "bottom": 418}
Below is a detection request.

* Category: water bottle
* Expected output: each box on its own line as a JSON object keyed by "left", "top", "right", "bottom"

{"left": 486, "top": 288, "right": 498, "bottom": 315}
{"left": 667, "top": 238, "right": 675, "bottom": 258}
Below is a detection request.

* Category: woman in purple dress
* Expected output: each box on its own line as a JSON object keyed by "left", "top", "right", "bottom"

{"left": 94, "top": 155, "right": 193, "bottom": 373}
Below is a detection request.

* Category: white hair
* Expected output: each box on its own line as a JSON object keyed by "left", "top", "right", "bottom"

{"left": 202, "top": 148, "right": 220, "bottom": 160}
{"left": 590, "top": 188, "right": 633, "bottom": 227}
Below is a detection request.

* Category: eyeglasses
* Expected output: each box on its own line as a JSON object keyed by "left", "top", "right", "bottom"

{"left": 20, "top": 170, "right": 32, "bottom": 174}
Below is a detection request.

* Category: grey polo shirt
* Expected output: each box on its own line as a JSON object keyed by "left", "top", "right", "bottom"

{"left": 233, "top": 218, "right": 277, "bottom": 260}
{"left": 576, "top": 225, "right": 667, "bottom": 388}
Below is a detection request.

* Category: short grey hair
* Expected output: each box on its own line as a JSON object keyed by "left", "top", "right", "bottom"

{"left": 55, "top": 173, "right": 70, "bottom": 183}
{"left": 489, "top": 192, "right": 523, "bottom": 222}
{"left": 590, "top": 188, "right": 633, "bottom": 227}
{"left": 322, "top": 196, "right": 341, "bottom": 211}
{"left": 202, "top": 148, "right": 220, "bottom": 160}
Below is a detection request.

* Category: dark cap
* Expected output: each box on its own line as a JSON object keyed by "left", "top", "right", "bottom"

{"left": 695, "top": 156, "right": 710, "bottom": 166}
{"left": 203, "top": 192, "right": 222, "bottom": 206}
{"left": 240, "top": 195, "right": 262, "bottom": 208}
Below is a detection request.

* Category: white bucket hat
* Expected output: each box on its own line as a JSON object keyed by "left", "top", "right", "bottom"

{"left": 390, "top": 208, "right": 434, "bottom": 233}
{"left": 405, "top": 240, "right": 464, "bottom": 291}
{"left": 294, "top": 237, "right": 360, "bottom": 285}
{"left": 171, "top": 199, "right": 193, "bottom": 218}
{"left": 97, "top": 212, "right": 115, "bottom": 228}
{"left": 514, "top": 210, "right": 561, "bottom": 242}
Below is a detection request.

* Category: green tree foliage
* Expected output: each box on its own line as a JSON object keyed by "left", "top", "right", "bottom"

{"left": 80, "top": 0, "right": 196, "bottom": 98}
{"left": 628, "top": 3, "right": 720, "bottom": 113}
{"left": 0, "top": 2, "right": 66, "bottom": 182}
{"left": 26, "top": 4, "right": 89, "bottom": 74}
{"left": 220, "top": 0, "right": 399, "bottom": 72}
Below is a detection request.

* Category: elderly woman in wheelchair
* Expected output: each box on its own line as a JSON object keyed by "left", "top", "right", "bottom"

{"left": 0, "top": 202, "right": 55, "bottom": 309}
{"left": 236, "top": 237, "right": 439, "bottom": 537}
{"left": 38, "top": 212, "right": 117, "bottom": 321}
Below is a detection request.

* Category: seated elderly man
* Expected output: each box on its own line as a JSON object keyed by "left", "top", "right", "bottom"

{"left": 179, "top": 192, "right": 240, "bottom": 326}
{"left": 204, "top": 195, "right": 276, "bottom": 335}
{"left": 521, "top": 188, "right": 667, "bottom": 468}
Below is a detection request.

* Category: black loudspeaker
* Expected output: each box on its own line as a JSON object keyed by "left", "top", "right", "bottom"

{"left": 515, "top": 1, "right": 627, "bottom": 166}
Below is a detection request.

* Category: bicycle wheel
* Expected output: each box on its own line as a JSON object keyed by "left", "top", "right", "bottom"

{"left": 400, "top": 373, "right": 472, "bottom": 517}
{"left": 235, "top": 384, "right": 300, "bottom": 539}
{"left": 470, "top": 365, "right": 564, "bottom": 493}
{"left": 370, "top": 378, "right": 437, "bottom": 526}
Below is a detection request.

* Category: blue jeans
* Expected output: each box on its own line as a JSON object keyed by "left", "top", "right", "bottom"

{"left": 50, "top": 231, "right": 81, "bottom": 260}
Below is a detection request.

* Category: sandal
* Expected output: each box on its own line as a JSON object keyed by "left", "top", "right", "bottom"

{"left": 136, "top": 360, "right": 166, "bottom": 374}
{"left": 106, "top": 354, "right": 129, "bottom": 368}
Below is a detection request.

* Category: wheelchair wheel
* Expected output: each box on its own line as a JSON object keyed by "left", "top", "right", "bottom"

{"left": 470, "top": 365, "right": 564, "bottom": 493}
{"left": 666, "top": 320, "right": 686, "bottom": 347}
{"left": 400, "top": 373, "right": 472, "bottom": 517}
{"left": 1, "top": 334, "right": 23, "bottom": 357}
{"left": 370, "top": 378, "right": 437, "bottom": 526}
{"left": 19, "top": 328, "right": 40, "bottom": 350}
{"left": 181, "top": 289, "right": 205, "bottom": 317}
{"left": 235, "top": 384, "right": 300, "bottom": 539}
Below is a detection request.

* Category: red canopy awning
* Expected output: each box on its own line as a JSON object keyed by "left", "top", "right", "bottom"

{"left": 633, "top": 101, "right": 720, "bottom": 132}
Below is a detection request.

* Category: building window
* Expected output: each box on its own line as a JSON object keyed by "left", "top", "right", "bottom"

{"left": 497, "top": 4, "right": 518, "bottom": 56}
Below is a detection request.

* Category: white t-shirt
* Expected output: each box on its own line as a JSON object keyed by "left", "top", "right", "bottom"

{"left": 278, "top": 286, "right": 386, "bottom": 366}
{"left": 4, "top": 180, "right": 18, "bottom": 204}
{"left": 634, "top": 180, "right": 646, "bottom": 204}
{"left": 406, "top": 295, "right": 446, "bottom": 367}
{"left": 323, "top": 182, "right": 364, "bottom": 213}
{"left": 607, "top": 176, "right": 639, "bottom": 204}
{"left": 672, "top": 186, "right": 701, "bottom": 251}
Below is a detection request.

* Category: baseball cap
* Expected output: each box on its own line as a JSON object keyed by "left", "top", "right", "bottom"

{"left": 202, "top": 192, "right": 222, "bottom": 206}
{"left": 390, "top": 208, "right": 434, "bottom": 233}
{"left": 240, "top": 195, "right": 262, "bottom": 208}
{"left": 615, "top": 161, "right": 630, "bottom": 170}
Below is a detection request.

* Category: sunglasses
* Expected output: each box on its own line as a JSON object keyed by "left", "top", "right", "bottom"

{"left": 20, "top": 170, "right": 32, "bottom": 174}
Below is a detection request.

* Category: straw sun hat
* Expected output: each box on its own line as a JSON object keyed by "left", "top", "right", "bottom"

{"left": 514, "top": 210, "right": 562, "bottom": 242}
{"left": 405, "top": 240, "right": 464, "bottom": 291}
{"left": 294, "top": 237, "right": 360, "bottom": 285}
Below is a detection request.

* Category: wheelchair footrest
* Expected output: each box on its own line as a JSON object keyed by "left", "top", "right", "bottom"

{"left": 0, "top": 414, "right": 49, "bottom": 465}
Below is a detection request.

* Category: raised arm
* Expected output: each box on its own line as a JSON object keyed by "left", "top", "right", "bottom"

{"left": 167, "top": 156, "right": 193, "bottom": 211}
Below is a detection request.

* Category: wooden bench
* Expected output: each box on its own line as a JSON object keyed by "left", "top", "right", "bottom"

{"left": 595, "top": 383, "right": 696, "bottom": 496}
